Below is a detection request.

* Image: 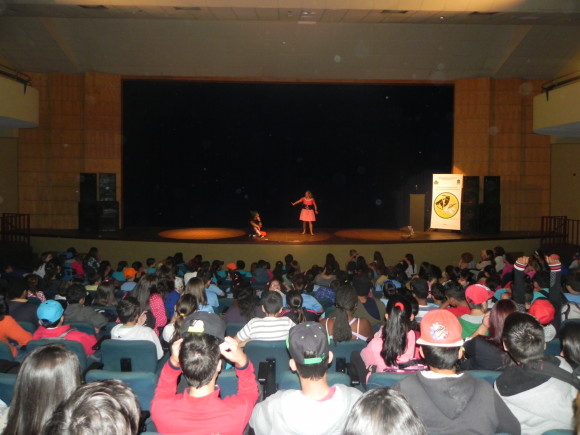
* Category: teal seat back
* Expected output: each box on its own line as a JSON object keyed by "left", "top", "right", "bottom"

{"left": 468, "top": 369, "right": 501, "bottom": 386}
{"left": 0, "top": 342, "right": 14, "bottom": 361}
{"left": 101, "top": 340, "right": 158, "bottom": 373}
{"left": 0, "top": 373, "right": 17, "bottom": 405}
{"left": 85, "top": 369, "right": 158, "bottom": 411}
{"left": 26, "top": 339, "right": 87, "bottom": 373}
{"left": 17, "top": 321, "right": 37, "bottom": 334}
{"left": 216, "top": 369, "right": 239, "bottom": 398}
{"left": 329, "top": 339, "right": 366, "bottom": 371}
{"left": 367, "top": 372, "right": 412, "bottom": 389}
{"left": 243, "top": 340, "right": 290, "bottom": 378}
{"left": 225, "top": 323, "right": 244, "bottom": 338}
{"left": 65, "top": 322, "right": 97, "bottom": 337}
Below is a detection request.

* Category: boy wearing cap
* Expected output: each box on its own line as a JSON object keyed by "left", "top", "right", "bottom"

{"left": 495, "top": 312, "right": 576, "bottom": 434}
{"left": 392, "top": 309, "right": 520, "bottom": 435}
{"left": 250, "top": 322, "right": 362, "bottom": 435}
{"left": 458, "top": 283, "right": 494, "bottom": 338}
{"left": 63, "top": 284, "right": 108, "bottom": 334}
{"left": 151, "top": 312, "right": 259, "bottom": 435}
{"left": 33, "top": 300, "right": 98, "bottom": 355}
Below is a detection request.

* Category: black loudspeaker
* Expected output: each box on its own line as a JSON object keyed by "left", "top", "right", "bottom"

{"left": 99, "top": 173, "right": 116, "bottom": 202}
{"left": 462, "top": 176, "right": 479, "bottom": 204}
{"left": 78, "top": 201, "right": 119, "bottom": 232}
{"left": 479, "top": 203, "right": 501, "bottom": 234}
{"left": 461, "top": 203, "right": 479, "bottom": 234}
{"left": 483, "top": 176, "right": 500, "bottom": 205}
{"left": 79, "top": 173, "right": 97, "bottom": 202}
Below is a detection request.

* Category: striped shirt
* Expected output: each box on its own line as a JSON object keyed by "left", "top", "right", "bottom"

{"left": 236, "top": 316, "right": 296, "bottom": 342}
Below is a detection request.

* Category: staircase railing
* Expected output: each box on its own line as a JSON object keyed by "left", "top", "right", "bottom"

{"left": 0, "top": 213, "right": 30, "bottom": 246}
{"left": 541, "top": 216, "right": 580, "bottom": 249}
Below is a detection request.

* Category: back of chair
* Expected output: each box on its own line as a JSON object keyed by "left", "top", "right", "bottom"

{"left": 216, "top": 369, "right": 239, "bottom": 398}
{"left": 243, "top": 340, "right": 290, "bottom": 374}
{"left": 17, "top": 321, "right": 37, "bottom": 334}
{"left": 367, "top": 372, "right": 412, "bottom": 389}
{"left": 64, "top": 322, "right": 97, "bottom": 337}
{"left": 225, "top": 323, "right": 244, "bottom": 338}
{"left": 545, "top": 338, "right": 561, "bottom": 356}
{"left": 329, "top": 339, "right": 367, "bottom": 371}
{"left": 26, "top": 339, "right": 87, "bottom": 373}
{"left": 468, "top": 369, "right": 501, "bottom": 386}
{"left": 85, "top": 369, "right": 158, "bottom": 411}
{"left": 0, "top": 342, "right": 14, "bottom": 361}
{"left": 0, "top": 372, "right": 17, "bottom": 405}
{"left": 101, "top": 340, "right": 158, "bottom": 373}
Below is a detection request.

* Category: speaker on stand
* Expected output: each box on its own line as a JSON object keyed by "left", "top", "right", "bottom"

{"left": 480, "top": 176, "right": 501, "bottom": 234}
{"left": 461, "top": 176, "right": 479, "bottom": 234}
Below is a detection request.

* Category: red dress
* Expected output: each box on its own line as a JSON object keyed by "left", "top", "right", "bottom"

{"left": 299, "top": 198, "right": 316, "bottom": 222}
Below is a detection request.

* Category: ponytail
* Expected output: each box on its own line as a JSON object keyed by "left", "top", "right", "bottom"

{"left": 380, "top": 296, "right": 412, "bottom": 367}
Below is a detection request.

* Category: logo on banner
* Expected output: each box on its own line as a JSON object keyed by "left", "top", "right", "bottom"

{"left": 434, "top": 192, "right": 459, "bottom": 219}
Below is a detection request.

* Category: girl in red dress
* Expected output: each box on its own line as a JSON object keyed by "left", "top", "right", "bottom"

{"left": 291, "top": 190, "right": 318, "bottom": 235}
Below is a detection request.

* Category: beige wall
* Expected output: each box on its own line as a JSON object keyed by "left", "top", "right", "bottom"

{"left": 16, "top": 73, "right": 551, "bottom": 231}
{"left": 0, "top": 136, "right": 19, "bottom": 213}
{"left": 551, "top": 140, "right": 580, "bottom": 220}
{"left": 453, "top": 78, "right": 551, "bottom": 231}
{"left": 30, "top": 235, "right": 541, "bottom": 273}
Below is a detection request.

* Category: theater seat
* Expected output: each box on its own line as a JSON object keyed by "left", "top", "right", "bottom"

{"left": 0, "top": 373, "right": 17, "bottom": 405}
{"left": 468, "top": 369, "right": 501, "bottom": 386}
{"left": 0, "top": 342, "right": 13, "bottom": 361}
{"left": 85, "top": 369, "right": 158, "bottom": 411}
{"left": 100, "top": 340, "right": 159, "bottom": 374}
{"left": 366, "top": 372, "right": 412, "bottom": 389}
{"left": 26, "top": 339, "right": 88, "bottom": 373}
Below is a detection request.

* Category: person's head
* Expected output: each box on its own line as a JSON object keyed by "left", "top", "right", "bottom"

{"left": 443, "top": 281, "right": 466, "bottom": 304}
{"left": 115, "top": 260, "right": 128, "bottom": 272}
{"left": 416, "top": 310, "right": 464, "bottom": 370}
{"left": 333, "top": 284, "right": 358, "bottom": 342}
{"left": 236, "top": 259, "right": 246, "bottom": 270}
{"left": 352, "top": 274, "right": 371, "bottom": 297}
{"left": 502, "top": 312, "right": 545, "bottom": 364}
{"left": 116, "top": 297, "right": 141, "bottom": 324}
{"left": 146, "top": 257, "right": 155, "bottom": 268}
{"left": 66, "top": 284, "right": 87, "bottom": 305}
{"left": 262, "top": 291, "right": 283, "bottom": 315}
{"left": 179, "top": 312, "right": 226, "bottom": 388}
{"left": 183, "top": 276, "right": 208, "bottom": 306}
{"left": 381, "top": 295, "right": 413, "bottom": 367}
{"left": 94, "top": 282, "right": 118, "bottom": 307}
{"left": 487, "top": 299, "right": 518, "bottom": 346}
{"left": 42, "top": 379, "right": 140, "bottom": 435}
{"left": 410, "top": 278, "right": 429, "bottom": 301}
{"left": 464, "top": 283, "right": 494, "bottom": 311}
{"left": 268, "top": 279, "right": 282, "bottom": 292}
{"left": 566, "top": 272, "right": 580, "bottom": 294}
{"left": 560, "top": 322, "right": 580, "bottom": 369}
{"left": 343, "top": 387, "right": 427, "bottom": 435}
{"left": 288, "top": 322, "right": 331, "bottom": 380}
{"left": 5, "top": 343, "right": 81, "bottom": 435}
{"left": 532, "top": 271, "right": 550, "bottom": 291}
{"left": 6, "top": 278, "right": 27, "bottom": 300}
{"left": 305, "top": 190, "right": 312, "bottom": 198}
{"left": 459, "top": 252, "right": 474, "bottom": 265}
{"left": 37, "top": 300, "right": 65, "bottom": 328}
{"left": 25, "top": 274, "right": 41, "bottom": 291}
{"left": 86, "top": 271, "right": 101, "bottom": 286}
{"left": 430, "top": 283, "right": 446, "bottom": 305}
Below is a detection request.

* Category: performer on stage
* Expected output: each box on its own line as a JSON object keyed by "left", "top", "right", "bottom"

{"left": 249, "top": 211, "right": 267, "bottom": 238}
{"left": 291, "top": 190, "right": 318, "bottom": 235}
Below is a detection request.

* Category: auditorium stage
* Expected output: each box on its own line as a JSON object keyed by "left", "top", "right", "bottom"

{"left": 29, "top": 227, "right": 542, "bottom": 270}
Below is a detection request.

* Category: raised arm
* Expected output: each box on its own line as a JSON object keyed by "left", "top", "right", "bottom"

{"left": 546, "top": 255, "right": 562, "bottom": 330}
{"left": 513, "top": 256, "right": 528, "bottom": 306}
{"left": 291, "top": 198, "right": 303, "bottom": 206}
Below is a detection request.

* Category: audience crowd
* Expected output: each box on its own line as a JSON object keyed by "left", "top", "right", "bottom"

{"left": 0, "top": 245, "right": 579, "bottom": 434}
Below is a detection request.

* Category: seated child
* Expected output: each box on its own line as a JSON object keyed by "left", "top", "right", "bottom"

{"left": 111, "top": 297, "right": 164, "bottom": 359}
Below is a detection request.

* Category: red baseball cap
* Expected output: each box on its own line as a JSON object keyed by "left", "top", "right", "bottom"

{"left": 465, "top": 284, "right": 494, "bottom": 305}
{"left": 416, "top": 309, "right": 464, "bottom": 347}
{"left": 528, "top": 299, "right": 555, "bottom": 325}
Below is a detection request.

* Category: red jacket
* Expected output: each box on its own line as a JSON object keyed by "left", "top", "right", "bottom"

{"left": 32, "top": 324, "right": 97, "bottom": 355}
{"left": 151, "top": 360, "right": 259, "bottom": 435}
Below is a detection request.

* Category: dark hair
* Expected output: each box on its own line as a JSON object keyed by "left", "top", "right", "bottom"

{"left": 41, "top": 379, "right": 140, "bottom": 435}
{"left": 171, "top": 294, "right": 198, "bottom": 343}
{"left": 236, "top": 260, "right": 246, "bottom": 270}
{"left": 262, "top": 291, "right": 282, "bottom": 315}
{"left": 421, "top": 345, "right": 461, "bottom": 370}
{"left": 430, "top": 283, "right": 446, "bottom": 303}
{"left": 179, "top": 334, "right": 221, "bottom": 388}
{"left": 533, "top": 271, "right": 550, "bottom": 289}
{"left": 5, "top": 344, "right": 81, "bottom": 435}
{"left": 183, "top": 277, "right": 208, "bottom": 307}
{"left": 235, "top": 284, "right": 259, "bottom": 323}
{"left": 343, "top": 387, "right": 426, "bottom": 435}
{"left": 381, "top": 296, "right": 412, "bottom": 367}
{"left": 93, "top": 283, "right": 118, "bottom": 307}
{"left": 443, "top": 281, "right": 465, "bottom": 301}
{"left": 146, "top": 258, "right": 155, "bottom": 267}
{"left": 66, "top": 284, "right": 87, "bottom": 304}
{"left": 333, "top": 284, "right": 358, "bottom": 343}
{"left": 566, "top": 272, "right": 580, "bottom": 293}
{"left": 130, "top": 274, "right": 158, "bottom": 312}
{"left": 410, "top": 279, "right": 429, "bottom": 300}
{"left": 486, "top": 299, "right": 518, "bottom": 347}
{"left": 115, "top": 261, "right": 128, "bottom": 272}
{"left": 294, "top": 352, "right": 329, "bottom": 380}
{"left": 560, "top": 322, "right": 580, "bottom": 369}
{"left": 285, "top": 290, "right": 306, "bottom": 324}
{"left": 502, "top": 312, "right": 545, "bottom": 364}
{"left": 116, "top": 297, "right": 141, "bottom": 324}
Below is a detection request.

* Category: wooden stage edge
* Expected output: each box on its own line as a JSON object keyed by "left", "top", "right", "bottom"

{"left": 29, "top": 227, "right": 544, "bottom": 268}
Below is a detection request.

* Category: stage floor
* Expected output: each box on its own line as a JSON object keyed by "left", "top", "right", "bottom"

{"left": 30, "top": 227, "right": 542, "bottom": 245}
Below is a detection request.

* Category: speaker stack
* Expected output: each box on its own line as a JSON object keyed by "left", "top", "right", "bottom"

{"left": 461, "top": 176, "right": 479, "bottom": 234}
{"left": 78, "top": 173, "right": 119, "bottom": 232}
{"left": 480, "top": 176, "right": 501, "bottom": 234}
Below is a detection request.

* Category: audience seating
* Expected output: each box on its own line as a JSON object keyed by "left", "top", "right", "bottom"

{"left": 85, "top": 369, "right": 158, "bottom": 411}
{"left": 328, "top": 339, "right": 366, "bottom": 372}
{"left": 545, "top": 338, "right": 562, "bottom": 356}
{"left": 0, "top": 342, "right": 14, "bottom": 361}
{"left": 16, "top": 321, "right": 36, "bottom": 334}
{"left": 225, "top": 323, "right": 244, "bottom": 338}
{"left": 0, "top": 372, "right": 17, "bottom": 405}
{"left": 366, "top": 371, "right": 412, "bottom": 389}
{"left": 541, "top": 431, "right": 575, "bottom": 435}
{"left": 25, "top": 339, "right": 89, "bottom": 374}
{"left": 243, "top": 340, "right": 289, "bottom": 398}
{"left": 216, "top": 369, "right": 239, "bottom": 398}
{"left": 64, "top": 322, "right": 97, "bottom": 337}
{"left": 100, "top": 339, "right": 160, "bottom": 374}
{"left": 468, "top": 369, "right": 501, "bottom": 386}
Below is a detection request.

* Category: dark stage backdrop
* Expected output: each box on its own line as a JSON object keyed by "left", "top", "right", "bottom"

{"left": 122, "top": 81, "right": 453, "bottom": 229}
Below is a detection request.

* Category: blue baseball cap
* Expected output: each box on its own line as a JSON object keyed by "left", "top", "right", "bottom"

{"left": 37, "top": 300, "right": 64, "bottom": 324}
